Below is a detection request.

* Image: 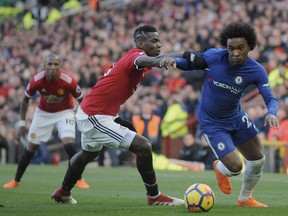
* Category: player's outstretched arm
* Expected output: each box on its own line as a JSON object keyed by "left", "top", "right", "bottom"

{"left": 158, "top": 51, "right": 185, "bottom": 58}
{"left": 135, "top": 55, "right": 176, "bottom": 69}
{"left": 167, "top": 51, "right": 208, "bottom": 71}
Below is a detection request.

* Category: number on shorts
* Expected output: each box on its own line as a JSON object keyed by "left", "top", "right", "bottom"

{"left": 66, "top": 118, "right": 75, "bottom": 125}
{"left": 242, "top": 114, "right": 252, "bottom": 128}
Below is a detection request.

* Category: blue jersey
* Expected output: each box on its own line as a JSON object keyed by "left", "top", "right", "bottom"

{"left": 199, "top": 48, "right": 277, "bottom": 122}
{"left": 177, "top": 48, "right": 278, "bottom": 123}
{"left": 175, "top": 48, "right": 278, "bottom": 158}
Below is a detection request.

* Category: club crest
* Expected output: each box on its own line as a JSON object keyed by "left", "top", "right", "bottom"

{"left": 235, "top": 76, "right": 243, "bottom": 85}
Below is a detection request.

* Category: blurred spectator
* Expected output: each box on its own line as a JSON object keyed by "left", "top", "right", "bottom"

{"left": 197, "top": 135, "right": 216, "bottom": 170}
{"left": 276, "top": 76, "right": 288, "bottom": 104}
{"left": 161, "top": 93, "right": 188, "bottom": 139}
{"left": 179, "top": 133, "right": 216, "bottom": 170}
{"left": 267, "top": 104, "right": 288, "bottom": 172}
{"left": 163, "top": 68, "right": 186, "bottom": 93}
{"left": 62, "top": 0, "right": 82, "bottom": 12}
{"left": 254, "top": 105, "right": 270, "bottom": 139}
{"left": 269, "top": 61, "right": 288, "bottom": 100}
{"left": 1, "top": 0, "right": 288, "bottom": 165}
{"left": 30, "top": 143, "right": 50, "bottom": 164}
{"left": 268, "top": 61, "right": 288, "bottom": 89}
{"left": 132, "top": 103, "right": 162, "bottom": 153}
{"left": 179, "top": 133, "right": 202, "bottom": 161}
{"left": 97, "top": 146, "right": 119, "bottom": 167}
{"left": 0, "top": 134, "right": 8, "bottom": 163}
{"left": 267, "top": 105, "right": 288, "bottom": 142}
{"left": 89, "top": 0, "right": 100, "bottom": 11}
{"left": 30, "top": 1, "right": 48, "bottom": 27}
{"left": 246, "top": 105, "right": 269, "bottom": 140}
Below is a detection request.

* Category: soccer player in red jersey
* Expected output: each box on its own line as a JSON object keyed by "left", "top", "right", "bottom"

{"left": 3, "top": 53, "right": 90, "bottom": 189}
{"left": 51, "top": 25, "right": 184, "bottom": 205}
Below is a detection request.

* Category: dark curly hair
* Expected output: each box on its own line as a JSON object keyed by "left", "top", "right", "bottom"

{"left": 219, "top": 22, "right": 257, "bottom": 51}
{"left": 133, "top": 25, "right": 158, "bottom": 42}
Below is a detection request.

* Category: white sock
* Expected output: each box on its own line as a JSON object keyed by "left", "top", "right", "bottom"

{"left": 238, "top": 156, "right": 265, "bottom": 202}
{"left": 216, "top": 161, "right": 240, "bottom": 177}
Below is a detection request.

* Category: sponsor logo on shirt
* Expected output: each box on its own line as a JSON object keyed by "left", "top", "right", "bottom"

{"left": 44, "top": 95, "right": 62, "bottom": 103}
{"left": 212, "top": 80, "right": 242, "bottom": 94}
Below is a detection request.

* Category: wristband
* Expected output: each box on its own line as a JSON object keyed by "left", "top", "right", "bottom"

{"left": 183, "top": 51, "right": 195, "bottom": 62}
{"left": 19, "top": 120, "right": 26, "bottom": 127}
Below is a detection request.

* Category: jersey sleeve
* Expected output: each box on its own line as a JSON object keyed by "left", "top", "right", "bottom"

{"left": 25, "top": 78, "right": 37, "bottom": 98}
{"left": 256, "top": 68, "right": 278, "bottom": 116}
{"left": 174, "top": 57, "right": 199, "bottom": 71}
{"left": 133, "top": 51, "right": 147, "bottom": 70}
{"left": 70, "top": 78, "right": 83, "bottom": 100}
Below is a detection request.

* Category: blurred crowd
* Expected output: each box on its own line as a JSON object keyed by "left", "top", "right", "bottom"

{"left": 0, "top": 0, "right": 287, "bottom": 170}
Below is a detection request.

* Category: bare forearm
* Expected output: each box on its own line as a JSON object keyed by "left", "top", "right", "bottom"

{"left": 136, "top": 56, "right": 162, "bottom": 68}
{"left": 20, "top": 97, "right": 29, "bottom": 121}
{"left": 158, "top": 51, "right": 185, "bottom": 58}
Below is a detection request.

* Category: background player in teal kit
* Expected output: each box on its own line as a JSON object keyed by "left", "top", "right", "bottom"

{"left": 175, "top": 21, "right": 279, "bottom": 207}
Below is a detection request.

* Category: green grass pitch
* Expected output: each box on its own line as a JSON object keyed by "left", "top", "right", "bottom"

{"left": 0, "top": 164, "right": 287, "bottom": 215}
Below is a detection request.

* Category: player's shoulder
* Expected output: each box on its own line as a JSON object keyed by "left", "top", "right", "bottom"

{"left": 203, "top": 48, "right": 226, "bottom": 62}
{"left": 129, "top": 48, "right": 145, "bottom": 54}
{"left": 204, "top": 48, "right": 226, "bottom": 54}
{"left": 123, "top": 48, "right": 146, "bottom": 58}
{"left": 247, "top": 56, "right": 263, "bottom": 67}
{"left": 246, "top": 56, "right": 266, "bottom": 72}
{"left": 33, "top": 70, "right": 45, "bottom": 82}
{"left": 119, "top": 48, "right": 146, "bottom": 68}
{"left": 59, "top": 69, "right": 74, "bottom": 84}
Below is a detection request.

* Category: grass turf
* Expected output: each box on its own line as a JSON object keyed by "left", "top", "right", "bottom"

{"left": 0, "top": 164, "right": 287, "bottom": 215}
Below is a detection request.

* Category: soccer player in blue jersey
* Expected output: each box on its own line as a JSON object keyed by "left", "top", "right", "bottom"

{"left": 174, "top": 22, "right": 279, "bottom": 207}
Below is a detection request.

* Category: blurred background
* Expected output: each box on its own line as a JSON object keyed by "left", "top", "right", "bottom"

{"left": 0, "top": 0, "right": 287, "bottom": 173}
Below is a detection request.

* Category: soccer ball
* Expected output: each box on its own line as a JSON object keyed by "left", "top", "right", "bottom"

{"left": 184, "top": 183, "right": 215, "bottom": 213}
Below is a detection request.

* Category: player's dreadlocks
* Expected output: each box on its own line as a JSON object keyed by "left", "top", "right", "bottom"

{"left": 219, "top": 22, "right": 257, "bottom": 51}
{"left": 133, "top": 25, "right": 158, "bottom": 43}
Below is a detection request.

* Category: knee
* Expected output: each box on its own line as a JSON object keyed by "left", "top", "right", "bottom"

{"left": 71, "top": 150, "right": 98, "bottom": 167}
{"left": 129, "top": 135, "right": 152, "bottom": 156}
{"left": 138, "top": 138, "right": 152, "bottom": 156}
{"left": 81, "top": 150, "right": 99, "bottom": 162}
{"left": 227, "top": 161, "right": 243, "bottom": 175}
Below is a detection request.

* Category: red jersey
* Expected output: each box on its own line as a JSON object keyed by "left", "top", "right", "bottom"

{"left": 81, "top": 48, "right": 151, "bottom": 116}
{"left": 26, "top": 70, "right": 83, "bottom": 113}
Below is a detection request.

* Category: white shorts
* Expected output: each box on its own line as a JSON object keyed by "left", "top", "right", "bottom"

{"left": 27, "top": 108, "right": 76, "bottom": 144}
{"left": 76, "top": 106, "right": 136, "bottom": 152}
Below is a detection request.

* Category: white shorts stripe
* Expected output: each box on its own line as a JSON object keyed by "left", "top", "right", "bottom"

{"left": 88, "top": 116, "right": 123, "bottom": 142}
{"left": 202, "top": 133, "right": 219, "bottom": 159}
{"left": 76, "top": 106, "right": 136, "bottom": 152}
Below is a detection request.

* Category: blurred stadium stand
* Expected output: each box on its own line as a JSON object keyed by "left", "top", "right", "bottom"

{"left": 0, "top": 0, "right": 287, "bottom": 173}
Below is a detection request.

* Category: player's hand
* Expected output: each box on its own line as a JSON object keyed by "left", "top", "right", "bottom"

{"left": 264, "top": 114, "right": 280, "bottom": 129}
{"left": 159, "top": 57, "right": 177, "bottom": 69}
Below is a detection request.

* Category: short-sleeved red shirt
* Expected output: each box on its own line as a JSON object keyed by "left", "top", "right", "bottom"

{"left": 81, "top": 48, "right": 151, "bottom": 116}
{"left": 26, "top": 70, "right": 82, "bottom": 113}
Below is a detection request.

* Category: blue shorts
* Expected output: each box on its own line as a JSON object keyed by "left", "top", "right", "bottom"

{"left": 199, "top": 112, "right": 259, "bottom": 159}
